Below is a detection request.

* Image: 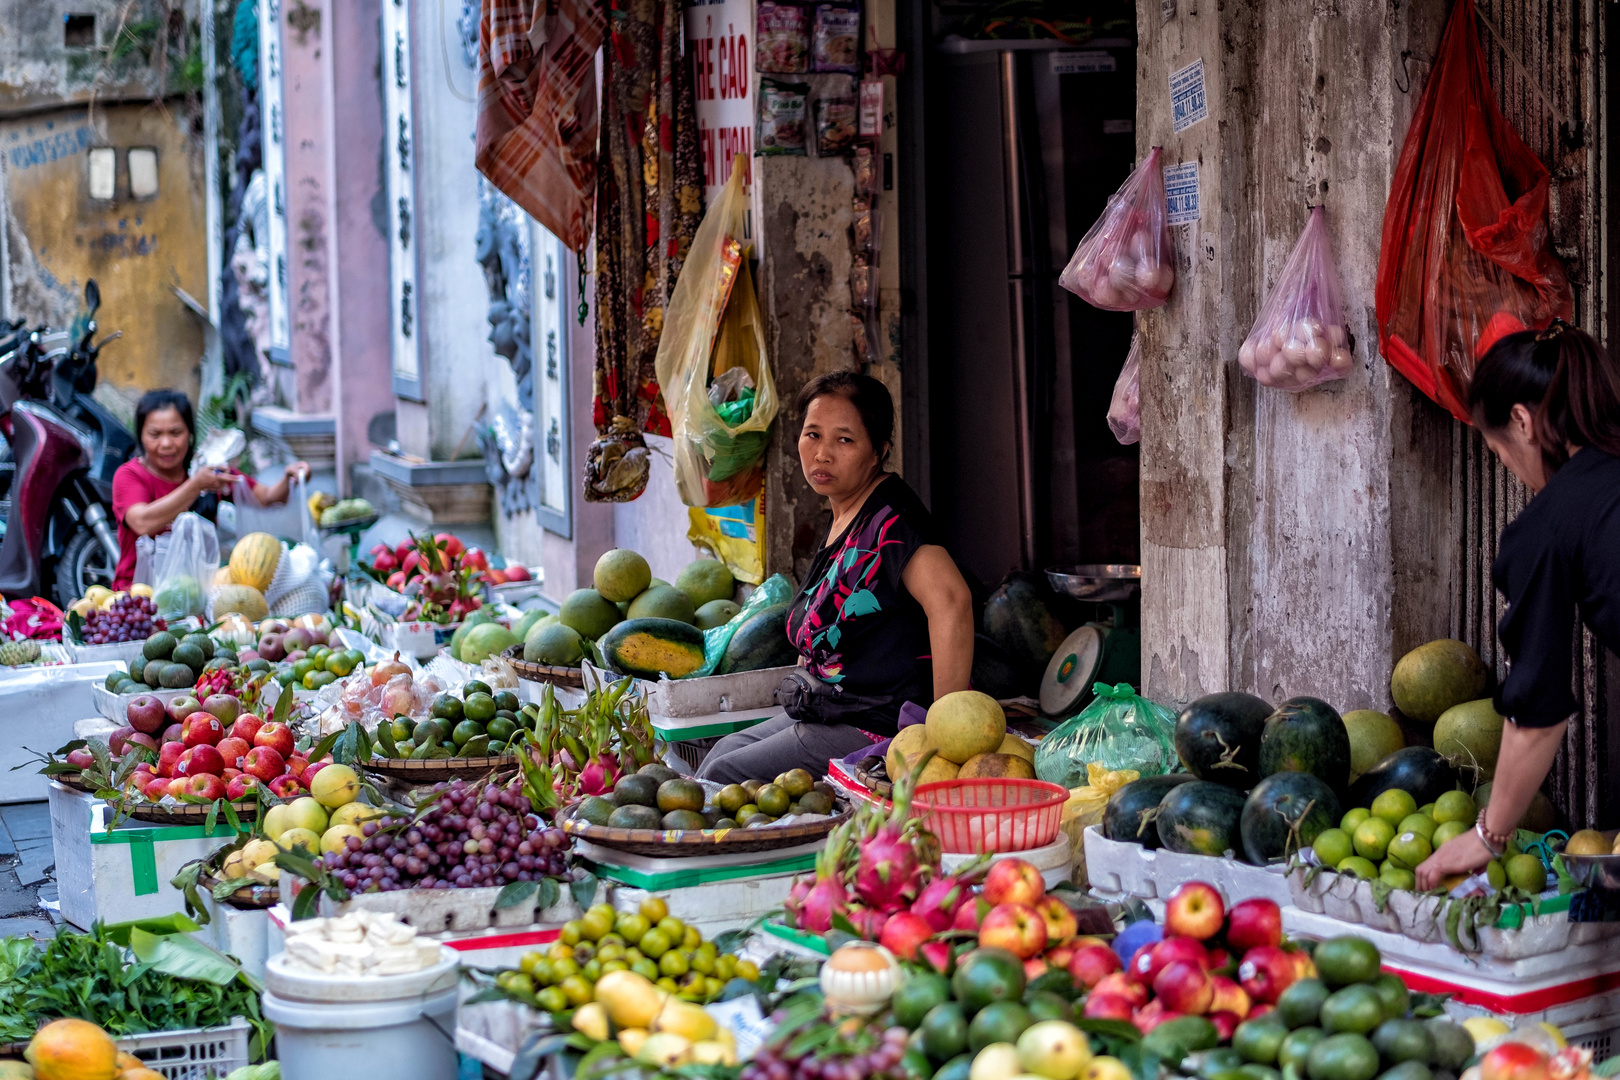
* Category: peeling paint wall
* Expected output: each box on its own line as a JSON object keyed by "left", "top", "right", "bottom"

{"left": 0, "top": 0, "right": 195, "bottom": 115}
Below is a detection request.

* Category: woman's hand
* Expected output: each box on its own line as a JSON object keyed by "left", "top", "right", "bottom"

{"left": 254, "top": 461, "right": 311, "bottom": 507}
{"left": 190, "top": 465, "right": 233, "bottom": 495}
{"left": 1415, "top": 828, "right": 1494, "bottom": 890}
{"left": 284, "top": 461, "right": 311, "bottom": 483}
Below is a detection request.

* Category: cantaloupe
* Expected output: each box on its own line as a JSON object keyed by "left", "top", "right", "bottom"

{"left": 229, "top": 532, "right": 282, "bottom": 592}
{"left": 23, "top": 1018, "right": 118, "bottom": 1080}
{"left": 212, "top": 584, "right": 269, "bottom": 622}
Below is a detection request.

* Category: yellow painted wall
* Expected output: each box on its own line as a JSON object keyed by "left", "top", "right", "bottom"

{"left": 1, "top": 101, "right": 208, "bottom": 404}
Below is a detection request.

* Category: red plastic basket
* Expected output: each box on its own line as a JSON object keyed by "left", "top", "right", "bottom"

{"left": 915, "top": 778, "right": 1069, "bottom": 854}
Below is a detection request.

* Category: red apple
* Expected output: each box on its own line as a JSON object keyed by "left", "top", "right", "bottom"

{"left": 978, "top": 902, "right": 1048, "bottom": 959}
{"left": 1154, "top": 960, "right": 1214, "bottom": 1015}
{"left": 1209, "top": 975, "right": 1251, "bottom": 1018}
{"left": 285, "top": 755, "right": 309, "bottom": 779}
{"left": 254, "top": 722, "right": 295, "bottom": 758}
{"left": 143, "top": 776, "right": 172, "bottom": 801}
{"left": 1237, "top": 945, "right": 1300, "bottom": 1005}
{"left": 1046, "top": 943, "right": 1077, "bottom": 971}
{"left": 285, "top": 628, "right": 313, "bottom": 652}
{"left": 167, "top": 696, "right": 202, "bottom": 722}
{"left": 176, "top": 744, "right": 225, "bottom": 777}
{"left": 1164, "top": 882, "right": 1226, "bottom": 941}
{"left": 1136, "top": 937, "right": 1209, "bottom": 984}
{"left": 1133, "top": 1001, "right": 1182, "bottom": 1034}
{"left": 166, "top": 776, "right": 190, "bottom": 799}
{"left": 107, "top": 726, "right": 135, "bottom": 756}
{"left": 1094, "top": 972, "right": 1149, "bottom": 1008}
{"left": 301, "top": 760, "right": 328, "bottom": 785}
{"left": 879, "top": 912, "right": 935, "bottom": 961}
{"left": 1082, "top": 994, "right": 1136, "bottom": 1021}
{"left": 1292, "top": 950, "right": 1317, "bottom": 980}
{"left": 268, "top": 774, "right": 304, "bottom": 798}
{"left": 182, "top": 713, "right": 225, "bottom": 747}
{"left": 216, "top": 737, "right": 250, "bottom": 770}
{"left": 125, "top": 732, "right": 160, "bottom": 755}
{"left": 161, "top": 723, "right": 183, "bottom": 744}
{"left": 126, "top": 694, "right": 167, "bottom": 734}
{"left": 1023, "top": 957, "right": 1051, "bottom": 982}
{"left": 225, "top": 774, "right": 261, "bottom": 801}
{"left": 1249, "top": 1003, "right": 1275, "bottom": 1020}
{"left": 238, "top": 649, "right": 260, "bottom": 663}
{"left": 1481, "top": 1043, "right": 1550, "bottom": 1080}
{"left": 204, "top": 694, "right": 241, "bottom": 725}
{"left": 242, "top": 746, "right": 286, "bottom": 782}
{"left": 1206, "top": 947, "right": 1233, "bottom": 972}
{"left": 983, "top": 858, "right": 1045, "bottom": 907}
{"left": 156, "top": 741, "right": 185, "bottom": 777}
{"left": 1035, "top": 895, "right": 1078, "bottom": 943}
{"left": 184, "top": 773, "right": 228, "bottom": 801}
{"left": 953, "top": 898, "right": 990, "bottom": 931}
{"left": 258, "top": 633, "right": 287, "bottom": 662}
{"left": 229, "top": 714, "right": 265, "bottom": 743}
{"left": 1226, "top": 898, "right": 1283, "bottom": 954}
{"left": 1068, "top": 944, "right": 1123, "bottom": 988}
{"left": 66, "top": 747, "right": 95, "bottom": 770}
{"left": 1210, "top": 1012, "right": 1241, "bottom": 1041}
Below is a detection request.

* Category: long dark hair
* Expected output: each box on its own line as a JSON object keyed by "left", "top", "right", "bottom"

{"left": 1469, "top": 322, "right": 1620, "bottom": 474}
{"left": 795, "top": 371, "right": 895, "bottom": 465}
{"left": 134, "top": 389, "right": 197, "bottom": 470}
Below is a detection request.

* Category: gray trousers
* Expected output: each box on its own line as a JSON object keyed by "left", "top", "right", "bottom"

{"left": 694, "top": 711, "right": 880, "bottom": 784}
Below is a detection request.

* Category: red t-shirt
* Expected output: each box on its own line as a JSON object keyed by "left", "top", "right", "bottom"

{"left": 110, "top": 460, "right": 185, "bottom": 589}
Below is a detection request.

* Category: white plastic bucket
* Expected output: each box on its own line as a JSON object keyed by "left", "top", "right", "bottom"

{"left": 262, "top": 985, "right": 459, "bottom": 1080}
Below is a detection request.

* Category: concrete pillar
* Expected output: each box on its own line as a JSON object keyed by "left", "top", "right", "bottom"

{"left": 280, "top": 0, "right": 331, "bottom": 412}
{"left": 1137, "top": 0, "right": 1456, "bottom": 710}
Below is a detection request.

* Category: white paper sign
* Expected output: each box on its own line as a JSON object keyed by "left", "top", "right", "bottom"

{"left": 705, "top": 996, "right": 775, "bottom": 1061}
{"left": 1049, "top": 51, "right": 1116, "bottom": 75}
{"left": 1165, "top": 162, "right": 1200, "bottom": 224}
{"left": 1170, "top": 59, "right": 1209, "bottom": 133}
{"left": 685, "top": 0, "right": 755, "bottom": 214}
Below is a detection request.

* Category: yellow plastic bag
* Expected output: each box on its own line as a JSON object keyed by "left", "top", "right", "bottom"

{"left": 1060, "top": 762, "right": 1140, "bottom": 887}
{"left": 687, "top": 490, "right": 767, "bottom": 585}
{"left": 654, "top": 155, "right": 779, "bottom": 508}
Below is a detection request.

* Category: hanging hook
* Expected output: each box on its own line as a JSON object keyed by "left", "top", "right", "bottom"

{"left": 1394, "top": 49, "right": 1413, "bottom": 95}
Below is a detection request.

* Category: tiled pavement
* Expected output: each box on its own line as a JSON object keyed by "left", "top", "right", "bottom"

{"left": 0, "top": 802, "right": 60, "bottom": 940}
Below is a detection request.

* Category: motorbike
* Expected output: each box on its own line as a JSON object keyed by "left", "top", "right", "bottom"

{"left": 0, "top": 280, "right": 134, "bottom": 608}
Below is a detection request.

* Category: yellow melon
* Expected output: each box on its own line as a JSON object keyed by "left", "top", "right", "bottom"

{"left": 228, "top": 533, "right": 281, "bottom": 593}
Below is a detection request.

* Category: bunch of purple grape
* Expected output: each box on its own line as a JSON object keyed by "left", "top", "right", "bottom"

{"left": 743, "top": 1024, "right": 911, "bottom": 1080}
{"left": 81, "top": 595, "right": 163, "bottom": 644}
{"left": 318, "top": 776, "right": 570, "bottom": 892}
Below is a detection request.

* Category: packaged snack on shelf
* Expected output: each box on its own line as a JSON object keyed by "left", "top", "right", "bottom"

{"left": 757, "top": 79, "right": 810, "bottom": 156}
{"left": 755, "top": 1, "right": 809, "bottom": 73}
{"left": 853, "top": 146, "right": 875, "bottom": 196}
{"left": 859, "top": 78, "right": 883, "bottom": 137}
{"left": 815, "top": 79, "right": 858, "bottom": 156}
{"left": 851, "top": 255, "right": 872, "bottom": 309}
{"left": 852, "top": 199, "right": 873, "bottom": 252}
{"left": 811, "top": 2, "right": 860, "bottom": 72}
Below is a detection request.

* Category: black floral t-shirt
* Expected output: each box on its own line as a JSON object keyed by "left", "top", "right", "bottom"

{"left": 786, "top": 474, "right": 937, "bottom": 734}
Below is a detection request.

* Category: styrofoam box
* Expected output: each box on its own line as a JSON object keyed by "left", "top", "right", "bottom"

{"left": 579, "top": 659, "right": 794, "bottom": 719}
{"left": 0, "top": 663, "right": 127, "bottom": 802}
{"left": 49, "top": 782, "right": 242, "bottom": 929}
{"left": 92, "top": 684, "right": 193, "bottom": 723}
{"left": 1083, "top": 824, "right": 1293, "bottom": 911}
{"left": 266, "top": 903, "right": 568, "bottom": 973}
{"left": 278, "top": 872, "right": 589, "bottom": 935}
{"left": 70, "top": 639, "right": 146, "bottom": 665}
{"left": 945, "top": 834, "right": 1073, "bottom": 890}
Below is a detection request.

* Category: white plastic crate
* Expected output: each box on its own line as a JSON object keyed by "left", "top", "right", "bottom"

{"left": 118, "top": 1017, "right": 252, "bottom": 1080}
{"left": 1082, "top": 824, "right": 1293, "bottom": 911}
{"left": 71, "top": 639, "right": 146, "bottom": 665}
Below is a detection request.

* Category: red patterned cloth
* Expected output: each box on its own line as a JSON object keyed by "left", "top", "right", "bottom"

{"left": 474, "top": 0, "right": 606, "bottom": 252}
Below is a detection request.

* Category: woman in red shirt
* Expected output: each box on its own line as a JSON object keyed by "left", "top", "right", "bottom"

{"left": 110, "top": 390, "right": 307, "bottom": 589}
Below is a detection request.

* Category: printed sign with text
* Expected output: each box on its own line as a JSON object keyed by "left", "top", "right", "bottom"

{"left": 686, "top": 0, "right": 756, "bottom": 216}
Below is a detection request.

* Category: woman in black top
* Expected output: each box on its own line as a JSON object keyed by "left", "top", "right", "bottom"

{"left": 1416, "top": 323, "right": 1620, "bottom": 889}
{"left": 696, "top": 373, "right": 974, "bottom": 784}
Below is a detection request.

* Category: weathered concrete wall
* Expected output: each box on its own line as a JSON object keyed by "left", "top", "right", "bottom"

{"left": 1138, "top": 0, "right": 1456, "bottom": 710}
{"left": 0, "top": 0, "right": 196, "bottom": 115}
{"left": 281, "top": 0, "right": 331, "bottom": 412}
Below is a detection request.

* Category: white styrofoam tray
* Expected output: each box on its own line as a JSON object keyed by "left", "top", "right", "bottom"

{"left": 1082, "top": 824, "right": 1293, "bottom": 910}
{"left": 69, "top": 639, "right": 146, "bottom": 665}
{"left": 577, "top": 659, "right": 794, "bottom": 719}
{"left": 0, "top": 665, "right": 126, "bottom": 802}
{"left": 92, "top": 684, "right": 193, "bottom": 723}
{"left": 280, "top": 871, "right": 589, "bottom": 934}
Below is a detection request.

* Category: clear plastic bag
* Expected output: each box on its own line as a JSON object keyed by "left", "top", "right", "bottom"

{"left": 151, "top": 511, "right": 219, "bottom": 622}
{"left": 1107, "top": 334, "right": 1141, "bottom": 445}
{"left": 1033, "top": 681, "right": 1178, "bottom": 790}
{"left": 693, "top": 572, "right": 796, "bottom": 677}
{"left": 226, "top": 473, "right": 319, "bottom": 547}
{"left": 1059, "top": 147, "right": 1175, "bottom": 311}
{"left": 1237, "top": 205, "right": 1353, "bottom": 392}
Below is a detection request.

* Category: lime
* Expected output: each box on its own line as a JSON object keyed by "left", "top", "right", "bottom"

{"left": 1506, "top": 853, "right": 1549, "bottom": 893}
{"left": 1386, "top": 832, "right": 1432, "bottom": 871}
{"left": 451, "top": 719, "right": 486, "bottom": 747}
{"left": 1432, "top": 789, "right": 1478, "bottom": 825}
{"left": 1023, "top": 990, "right": 1075, "bottom": 1024}
{"left": 639, "top": 928, "right": 671, "bottom": 959}
{"left": 1353, "top": 818, "right": 1396, "bottom": 861}
{"left": 487, "top": 716, "right": 517, "bottom": 743}
{"left": 1397, "top": 814, "right": 1438, "bottom": 841}
{"left": 1379, "top": 866, "right": 1417, "bottom": 891}
{"left": 1485, "top": 859, "right": 1507, "bottom": 890}
{"left": 1313, "top": 937, "right": 1382, "bottom": 989}
{"left": 1276, "top": 979, "right": 1330, "bottom": 1030}
{"left": 1371, "top": 1019, "right": 1435, "bottom": 1065}
{"left": 1278, "top": 1028, "right": 1326, "bottom": 1071}
{"left": 464, "top": 679, "right": 493, "bottom": 697}
{"left": 1233, "top": 1016, "right": 1292, "bottom": 1064}
{"left": 1197, "top": 1050, "right": 1248, "bottom": 1080}
{"left": 1313, "top": 829, "right": 1355, "bottom": 869}
{"left": 1379, "top": 1063, "right": 1433, "bottom": 1080}
{"left": 391, "top": 717, "right": 413, "bottom": 741}
{"left": 967, "top": 1001, "right": 1033, "bottom": 1053}
{"left": 1369, "top": 973, "right": 1409, "bottom": 1020}
{"left": 1340, "top": 808, "right": 1371, "bottom": 833}
{"left": 464, "top": 692, "right": 497, "bottom": 722}
{"left": 576, "top": 795, "right": 615, "bottom": 826}
{"left": 1336, "top": 856, "right": 1378, "bottom": 880}
{"left": 1426, "top": 1020, "right": 1475, "bottom": 1070}
{"left": 1240, "top": 1067, "right": 1282, "bottom": 1080}
{"left": 756, "top": 783, "right": 791, "bottom": 816}
{"left": 1371, "top": 789, "right": 1418, "bottom": 825}
{"left": 1305, "top": 1033, "right": 1380, "bottom": 1080}
{"left": 717, "top": 784, "right": 750, "bottom": 814}
{"left": 952, "top": 949, "right": 1027, "bottom": 1012}
{"left": 1319, "top": 985, "right": 1384, "bottom": 1035}
{"left": 895, "top": 973, "right": 953, "bottom": 1029}
{"left": 657, "top": 778, "right": 706, "bottom": 814}
{"left": 1432, "top": 819, "right": 1470, "bottom": 847}
{"left": 430, "top": 694, "right": 464, "bottom": 723}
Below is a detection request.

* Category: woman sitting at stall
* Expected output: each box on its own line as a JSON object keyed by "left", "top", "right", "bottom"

{"left": 110, "top": 389, "right": 307, "bottom": 590}
{"left": 697, "top": 372, "right": 975, "bottom": 784}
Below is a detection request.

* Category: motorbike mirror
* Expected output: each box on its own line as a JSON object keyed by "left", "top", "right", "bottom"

{"left": 84, "top": 279, "right": 100, "bottom": 315}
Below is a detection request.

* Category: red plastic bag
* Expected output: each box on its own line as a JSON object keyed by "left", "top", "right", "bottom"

{"left": 1238, "top": 206, "right": 1353, "bottom": 392}
{"left": 1375, "top": 0, "right": 1572, "bottom": 421}
{"left": 1107, "top": 334, "right": 1141, "bottom": 445}
{"left": 4, "top": 597, "right": 63, "bottom": 641}
{"left": 1060, "top": 147, "right": 1174, "bottom": 311}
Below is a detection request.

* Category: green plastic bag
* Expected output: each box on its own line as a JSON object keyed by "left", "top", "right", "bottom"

{"left": 693, "top": 572, "right": 797, "bottom": 677}
{"left": 1033, "top": 682, "right": 1178, "bottom": 789}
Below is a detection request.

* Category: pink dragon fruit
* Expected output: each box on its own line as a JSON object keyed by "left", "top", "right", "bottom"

{"left": 783, "top": 875, "right": 814, "bottom": 929}
{"left": 576, "top": 754, "right": 620, "bottom": 797}
{"left": 847, "top": 905, "right": 891, "bottom": 940}
{"left": 799, "top": 820, "right": 854, "bottom": 933}
{"left": 855, "top": 754, "right": 935, "bottom": 910}
{"left": 910, "top": 853, "right": 990, "bottom": 930}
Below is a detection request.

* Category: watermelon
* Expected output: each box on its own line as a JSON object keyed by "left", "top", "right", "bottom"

{"left": 600, "top": 618, "right": 706, "bottom": 680}
{"left": 1258, "top": 696, "right": 1352, "bottom": 792}
{"left": 1174, "top": 692, "right": 1273, "bottom": 790}
{"left": 983, "top": 576, "right": 1066, "bottom": 675}
{"left": 718, "top": 603, "right": 798, "bottom": 674}
{"left": 1156, "top": 781, "right": 1247, "bottom": 857}
{"left": 1240, "top": 771, "right": 1342, "bottom": 865}
{"left": 1103, "top": 773, "right": 1195, "bottom": 847}
{"left": 1349, "top": 747, "right": 1461, "bottom": 809}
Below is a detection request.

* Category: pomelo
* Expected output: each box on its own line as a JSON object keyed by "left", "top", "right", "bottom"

{"left": 1432, "top": 698, "right": 1504, "bottom": 780}
{"left": 887, "top": 724, "right": 935, "bottom": 781}
{"left": 998, "top": 734, "right": 1035, "bottom": 762}
{"left": 462, "top": 622, "right": 521, "bottom": 665}
{"left": 595, "top": 549, "right": 652, "bottom": 602}
{"left": 694, "top": 599, "right": 741, "bottom": 630}
{"left": 560, "top": 588, "right": 623, "bottom": 640}
{"left": 627, "top": 584, "right": 697, "bottom": 624}
{"left": 449, "top": 607, "right": 497, "bottom": 660}
{"left": 1342, "top": 709, "right": 1405, "bottom": 782}
{"left": 526, "top": 621, "right": 585, "bottom": 665}
{"left": 675, "top": 559, "right": 735, "bottom": 608}
{"left": 925, "top": 690, "right": 1007, "bottom": 765}
{"left": 918, "top": 756, "right": 961, "bottom": 785}
{"left": 512, "top": 608, "right": 551, "bottom": 641}
{"left": 957, "top": 752, "right": 1036, "bottom": 780}
{"left": 1391, "top": 639, "right": 1490, "bottom": 725}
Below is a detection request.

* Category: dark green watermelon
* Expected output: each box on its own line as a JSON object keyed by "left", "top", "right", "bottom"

{"left": 1349, "top": 747, "right": 1460, "bottom": 809}
{"left": 1175, "top": 692, "right": 1273, "bottom": 790}
{"left": 718, "top": 603, "right": 797, "bottom": 674}
{"left": 1258, "top": 696, "right": 1352, "bottom": 792}
{"left": 1156, "top": 781, "right": 1247, "bottom": 857}
{"left": 1103, "top": 773, "right": 1196, "bottom": 847}
{"left": 1241, "top": 771, "right": 1343, "bottom": 865}
{"left": 983, "top": 577, "right": 1066, "bottom": 676}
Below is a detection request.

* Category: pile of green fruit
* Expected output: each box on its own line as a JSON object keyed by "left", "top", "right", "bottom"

{"left": 1224, "top": 937, "right": 1475, "bottom": 1080}
{"left": 376, "top": 680, "right": 531, "bottom": 759}
{"left": 573, "top": 763, "right": 839, "bottom": 832}
{"left": 111, "top": 630, "right": 237, "bottom": 693}
{"left": 283, "top": 643, "right": 367, "bottom": 691}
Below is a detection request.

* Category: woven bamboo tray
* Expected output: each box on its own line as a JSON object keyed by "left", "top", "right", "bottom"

{"left": 54, "top": 772, "right": 103, "bottom": 796}
{"left": 364, "top": 756, "right": 520, "bottom": 785}
{"left": 200, "top": 869, "right": 279, "bottom": 909}
{"left": 501, "top": 644, "right": 585, "bottom": 689}
{"left": 557, "top": 800, "right": 853, "bottom": 858}
{"left": 121, "top": 799, "right": 259, "bottom": 826}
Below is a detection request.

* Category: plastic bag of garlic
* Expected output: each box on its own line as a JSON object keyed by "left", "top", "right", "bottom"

{"left": 1237, "top": 205, "right": 1354, "bottom": 391}
{"left": 1058, "top": 147, "right": 1174, "bottom": 312}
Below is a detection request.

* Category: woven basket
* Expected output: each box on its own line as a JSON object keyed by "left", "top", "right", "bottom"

{"left": 199, "top": 870, "right": 280, "bottom": 909}
{"left": 122, "top": 799, "right": 259, "bottom": 827}
{"left": 501, "top": 644, "right": 585, "bottom": 689}
{"left": 55, "top": 772, "right": 103, "bottom": 796}
{"left": 558, "top": 800, "right": 853, "bottom": 858}
{"left": 364, "top": 756, "right": 520, "bottom": 786}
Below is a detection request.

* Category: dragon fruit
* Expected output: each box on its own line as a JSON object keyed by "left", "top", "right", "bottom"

{"left": 910, "top": 852, "right": 989, "bottom": 930}
{"left": 799, "top": 819, "right": 854, "bottom": 933}
{"left": 847, "top": 905, "right": 892, "bottom": 940}
{"left": 576, "top": 754, "right": 620, "bottom": 797}
{"left": 783, "top": 875, "right": 815, "bottom": 928}
{"left": 854, "top": 753, "right": 935, "bottom": 910}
